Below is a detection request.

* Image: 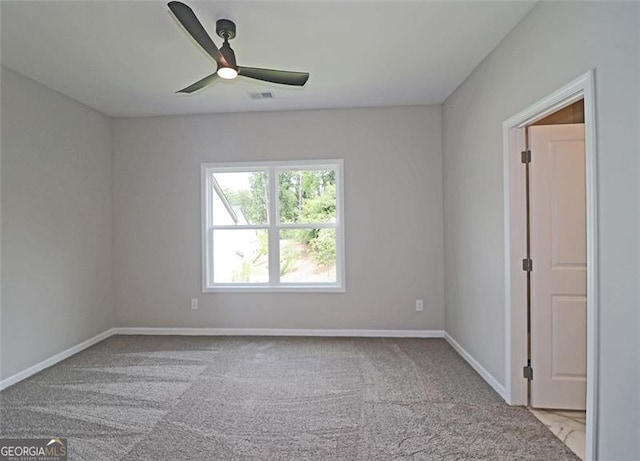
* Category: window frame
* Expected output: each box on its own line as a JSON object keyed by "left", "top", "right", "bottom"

{"left": 201, "top": 159, "right": 345, "bottom": 293}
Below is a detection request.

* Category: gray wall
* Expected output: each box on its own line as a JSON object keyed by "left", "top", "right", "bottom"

{"left": 112, "top": 106, "right": 444, "bottom": 331}
{"left": 0, "top": 67, "right": 114, "bottom": 380}
{"left": 442, "top": 2, "right": 639, "bottom": 459}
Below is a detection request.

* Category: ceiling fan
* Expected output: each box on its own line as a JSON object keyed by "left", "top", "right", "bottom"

{"left": 168, "top": 1, "right": 310, "bottom": 94}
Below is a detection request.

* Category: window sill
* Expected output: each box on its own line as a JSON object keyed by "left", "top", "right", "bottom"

{"left": 203, "top": 285, "right": 345, "bottom": 294}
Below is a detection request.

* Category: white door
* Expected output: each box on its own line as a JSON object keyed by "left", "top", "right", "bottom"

{"left": 529, "top": 124, "right": 586, "bottom": 410}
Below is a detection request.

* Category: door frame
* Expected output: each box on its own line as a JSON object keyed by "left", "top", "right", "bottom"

{"left": 502, "top": 70, "right": 598, "bottom": 459}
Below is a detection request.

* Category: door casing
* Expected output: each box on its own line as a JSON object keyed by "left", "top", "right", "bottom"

{"left": 502, "top": 70, "right": 598, "bottom": 460}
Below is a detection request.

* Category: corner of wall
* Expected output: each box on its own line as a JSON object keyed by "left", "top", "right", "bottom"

{"left": 108, "top": 115, "right": 117, "bottom": 330}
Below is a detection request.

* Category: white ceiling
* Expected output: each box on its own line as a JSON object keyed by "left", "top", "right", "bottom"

{"left": 1, "top": 1, "right": 535, "bottom": 118}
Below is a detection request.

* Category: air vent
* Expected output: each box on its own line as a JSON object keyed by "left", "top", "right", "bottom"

{"left": 248, "top": 92, "right": 274, "bottom": 100}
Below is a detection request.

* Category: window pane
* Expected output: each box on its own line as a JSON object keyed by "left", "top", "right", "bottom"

{"left": 213, "top": 171, "right": 268, "bottom": 225}
{"left": 213, "top": 229, "right": 268, "bottom": 283}
{"left": 278, "top": 169, "right": 336, "bottom": 224}
{"left": 279, "top": 229, "right": 336, "bottom": 283}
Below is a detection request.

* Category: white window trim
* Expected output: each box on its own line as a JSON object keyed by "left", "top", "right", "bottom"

{"left": 201, "top": 159, "right": 345, "bottom": 293}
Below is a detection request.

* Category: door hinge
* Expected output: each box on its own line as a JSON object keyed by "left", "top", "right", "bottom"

{"left": 521, "top": 150, "right": 531, "bottom": 163}
{"left": 523, "top": 364, "right": 533, "bottom": 381}
{"left": 522, "top": 258, "right": 533, "bottom": 272}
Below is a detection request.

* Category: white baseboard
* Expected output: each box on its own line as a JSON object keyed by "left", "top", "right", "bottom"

{"left": 114, "top": 327, "right": 445, "bottom": 338}
{"left": 0, "top": 328, "right": 118, "bottom": 391}
{"left": 444, "top": 332, "right": 507, "bottom": 400}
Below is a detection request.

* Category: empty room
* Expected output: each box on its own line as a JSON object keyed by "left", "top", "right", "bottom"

{"left": 1, "top": 1, "right": 638, "bottom": 460}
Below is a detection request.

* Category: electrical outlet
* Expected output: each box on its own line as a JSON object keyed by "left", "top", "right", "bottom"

{"left": 415, "top": 299, "right": 424, "bottom": 312}
{"left": 191, "top": 298, "right": 198, "bottom": 310}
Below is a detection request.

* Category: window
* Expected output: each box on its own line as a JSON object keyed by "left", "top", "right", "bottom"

{"left": 202, "top": 160, "right": 345, "bottom": 292}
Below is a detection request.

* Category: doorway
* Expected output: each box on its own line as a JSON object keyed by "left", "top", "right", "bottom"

{"left": 527, "top": 104, "right": 587, "bottom": 459}
{"left": 502, "top": 71, "right": 598, "bottom": 460}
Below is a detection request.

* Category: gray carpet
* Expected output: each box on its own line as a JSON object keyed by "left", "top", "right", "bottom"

{"left": 0, "top": 336, "right": 577, "bottom": 460}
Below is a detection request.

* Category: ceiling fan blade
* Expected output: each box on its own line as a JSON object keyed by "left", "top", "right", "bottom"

{"left": 177, "top": 72, "right": 219, "bottom": 94}
{"left": 238, "top": 67, "right": 309, "bottom": 86}
{"left": 168, "top": 1, "right": 226, "bottom": 66}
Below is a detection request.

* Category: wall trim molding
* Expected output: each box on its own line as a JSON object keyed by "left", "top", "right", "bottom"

{"left": 0, "top": 328, "right": 117, "bottom": 391}
{"left": 444, "top": 332, "right": 507, "bottom": 400}
{"left": 114, "top": 327, "right": 445, "bottom": 338}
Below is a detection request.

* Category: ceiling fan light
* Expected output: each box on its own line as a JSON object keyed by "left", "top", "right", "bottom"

{"left": 217, "top": 66, "right": 238, "bottom": 80}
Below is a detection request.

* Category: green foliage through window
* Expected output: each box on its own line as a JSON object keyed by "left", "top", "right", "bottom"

{"left": 224, "top": 169, "right": 337, "bottom": 270}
